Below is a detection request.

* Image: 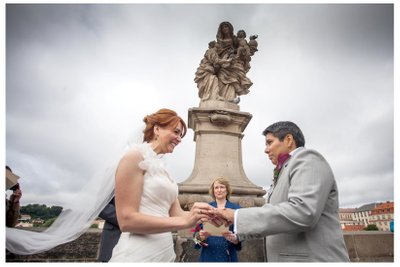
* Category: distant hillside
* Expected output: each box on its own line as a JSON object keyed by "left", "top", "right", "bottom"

{"left": 20, "top": 204, "right": 63, "bottom": 220}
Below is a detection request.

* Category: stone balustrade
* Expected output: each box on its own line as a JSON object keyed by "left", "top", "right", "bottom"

{"left": 6, "top": 229, "right": 393, "bottom": 262}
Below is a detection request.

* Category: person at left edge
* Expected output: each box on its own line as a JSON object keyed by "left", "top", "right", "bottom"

{"left": 5, "top": 166, "right": 22, "bottom": 227}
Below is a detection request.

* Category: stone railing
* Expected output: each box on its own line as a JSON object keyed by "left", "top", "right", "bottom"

{"left": 6, "top": 229, "right": 102, "bottom": 262}
{"left": 6, "top": 229, "right": 393, "bottom": 262}
{"left": 343, "top": 231, "right": 394, "bottom": 262}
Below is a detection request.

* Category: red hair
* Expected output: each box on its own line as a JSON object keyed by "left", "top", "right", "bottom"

{"left": 143, "top": 108, "right": 187, "bottom": 142}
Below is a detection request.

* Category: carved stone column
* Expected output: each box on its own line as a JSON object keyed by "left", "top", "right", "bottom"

{"left": 178, "top": 100, "right": 266, "bottom": 210}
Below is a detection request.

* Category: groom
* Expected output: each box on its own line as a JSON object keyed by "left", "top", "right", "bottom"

{"left": 213, "top": 121, "right": 350, "bottom": 262}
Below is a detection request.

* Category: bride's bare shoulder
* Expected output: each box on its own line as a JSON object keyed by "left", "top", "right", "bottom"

{"left": 121, "top": 148, "right": 144, "bottom": 161}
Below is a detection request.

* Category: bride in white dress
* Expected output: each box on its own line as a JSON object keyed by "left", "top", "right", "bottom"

{"left": 6, "top": 108, "right": 213, "bottom": 262}
{"left": 109, "top": 141, "right": 179, "bottom": 262}
{"left": 110, "top": 108, "right": 212, "bottom": 261}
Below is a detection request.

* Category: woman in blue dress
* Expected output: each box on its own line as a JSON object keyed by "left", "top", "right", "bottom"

{"left": 194, "top": 176, "right": 242, "bottom": 262}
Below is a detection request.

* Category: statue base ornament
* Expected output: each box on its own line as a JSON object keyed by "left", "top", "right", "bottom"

{"left": 178, "top": 100, "right": 266, "bottom": 210}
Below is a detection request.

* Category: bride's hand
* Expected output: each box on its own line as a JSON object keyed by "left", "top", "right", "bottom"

{"left": 187, "top": 202, "right": 214, "bottom": 227}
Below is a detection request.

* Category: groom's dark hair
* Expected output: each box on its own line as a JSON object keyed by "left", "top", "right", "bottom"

{"left": 262, "top": 121, "right": 305, "bottom": 148}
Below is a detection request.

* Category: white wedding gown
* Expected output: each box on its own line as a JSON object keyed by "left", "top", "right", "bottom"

{"left": 109, "top": 142, "right": 178, "bottom": 262}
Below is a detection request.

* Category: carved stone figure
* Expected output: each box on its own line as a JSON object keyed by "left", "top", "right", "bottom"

{"left": 236, "top": 30, "right": 252, "bottom": 72}
{"left": 195, "top": 41, "right": 231, "bottom": 101}
{"left": 194, "top": 21, "right": 258, "bottom": 103}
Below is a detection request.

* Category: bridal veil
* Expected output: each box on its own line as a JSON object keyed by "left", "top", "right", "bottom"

{"left": 6, "top": 127, "right": 144, "bottom": 255}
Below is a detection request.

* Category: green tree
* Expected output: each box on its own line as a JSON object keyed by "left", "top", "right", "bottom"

{"left": 49, "top": 206, "right": 63, "bottom": 217}
{"left": 42, "top": 217, "right": 57, "bottom": 227}
{"left": 364, "top": 224, "right": 379, "bottom": 231}
{"left": 90, "top": 223, "right": 99, "bottom": 228}
{"left": 20, "top": 204, "right": 63, "bottom": 221}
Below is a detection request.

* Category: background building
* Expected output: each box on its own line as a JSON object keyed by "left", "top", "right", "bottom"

{"left": 369, "top": 201, "right": 394, "bottom": 231}
{"left": 354, "top": 203, "right": 378, "bottom": 226}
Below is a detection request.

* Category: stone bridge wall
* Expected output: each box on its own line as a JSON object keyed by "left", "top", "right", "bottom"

{"left": 6, "top": 229, "right": 393, "bottom": 262}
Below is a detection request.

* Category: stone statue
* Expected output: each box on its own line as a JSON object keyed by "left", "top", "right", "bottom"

{"left": 195, "top": 21, "right": 258, "bottom": 103}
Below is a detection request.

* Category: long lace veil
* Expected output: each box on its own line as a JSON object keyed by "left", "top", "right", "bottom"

{"left": 6, "top": 126, "right": 144, "bottom": 255}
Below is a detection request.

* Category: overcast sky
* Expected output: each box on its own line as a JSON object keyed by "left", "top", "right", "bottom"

{"left": 4, "top": 3, "right": 394, "bottom": 209}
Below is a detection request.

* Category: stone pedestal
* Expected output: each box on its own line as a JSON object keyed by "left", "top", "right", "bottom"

{"left": 178, "top": 100, "right": 266, "bottom": 210}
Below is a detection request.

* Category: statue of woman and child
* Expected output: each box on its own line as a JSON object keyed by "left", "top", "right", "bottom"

{"left": 195, "top": 21, "right": 258, "bottom": 103}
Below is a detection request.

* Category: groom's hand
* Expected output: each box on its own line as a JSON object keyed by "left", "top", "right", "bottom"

{"left": 209, "top": 208, "right": 234, "bottom": 227}
{"left": 208, "top": 214, "right": 227, "bottom": 227}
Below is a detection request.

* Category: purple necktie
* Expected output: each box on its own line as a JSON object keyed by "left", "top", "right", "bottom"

{"left": 273, "top": 153, "right": 291, "bottom": 182}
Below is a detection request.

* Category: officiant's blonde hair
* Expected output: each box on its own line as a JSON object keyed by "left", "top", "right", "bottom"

{"left": 209, "top": 176, "right": 232, "bottom": 200}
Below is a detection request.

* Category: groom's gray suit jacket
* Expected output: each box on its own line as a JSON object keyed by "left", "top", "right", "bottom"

{"left": 236, "top": 147, "right": 350, "bottom": 262}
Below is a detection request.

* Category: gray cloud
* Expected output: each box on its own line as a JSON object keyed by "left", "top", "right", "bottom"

{"left": 5, "top": 4, "right": 394, "bottom": 209}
